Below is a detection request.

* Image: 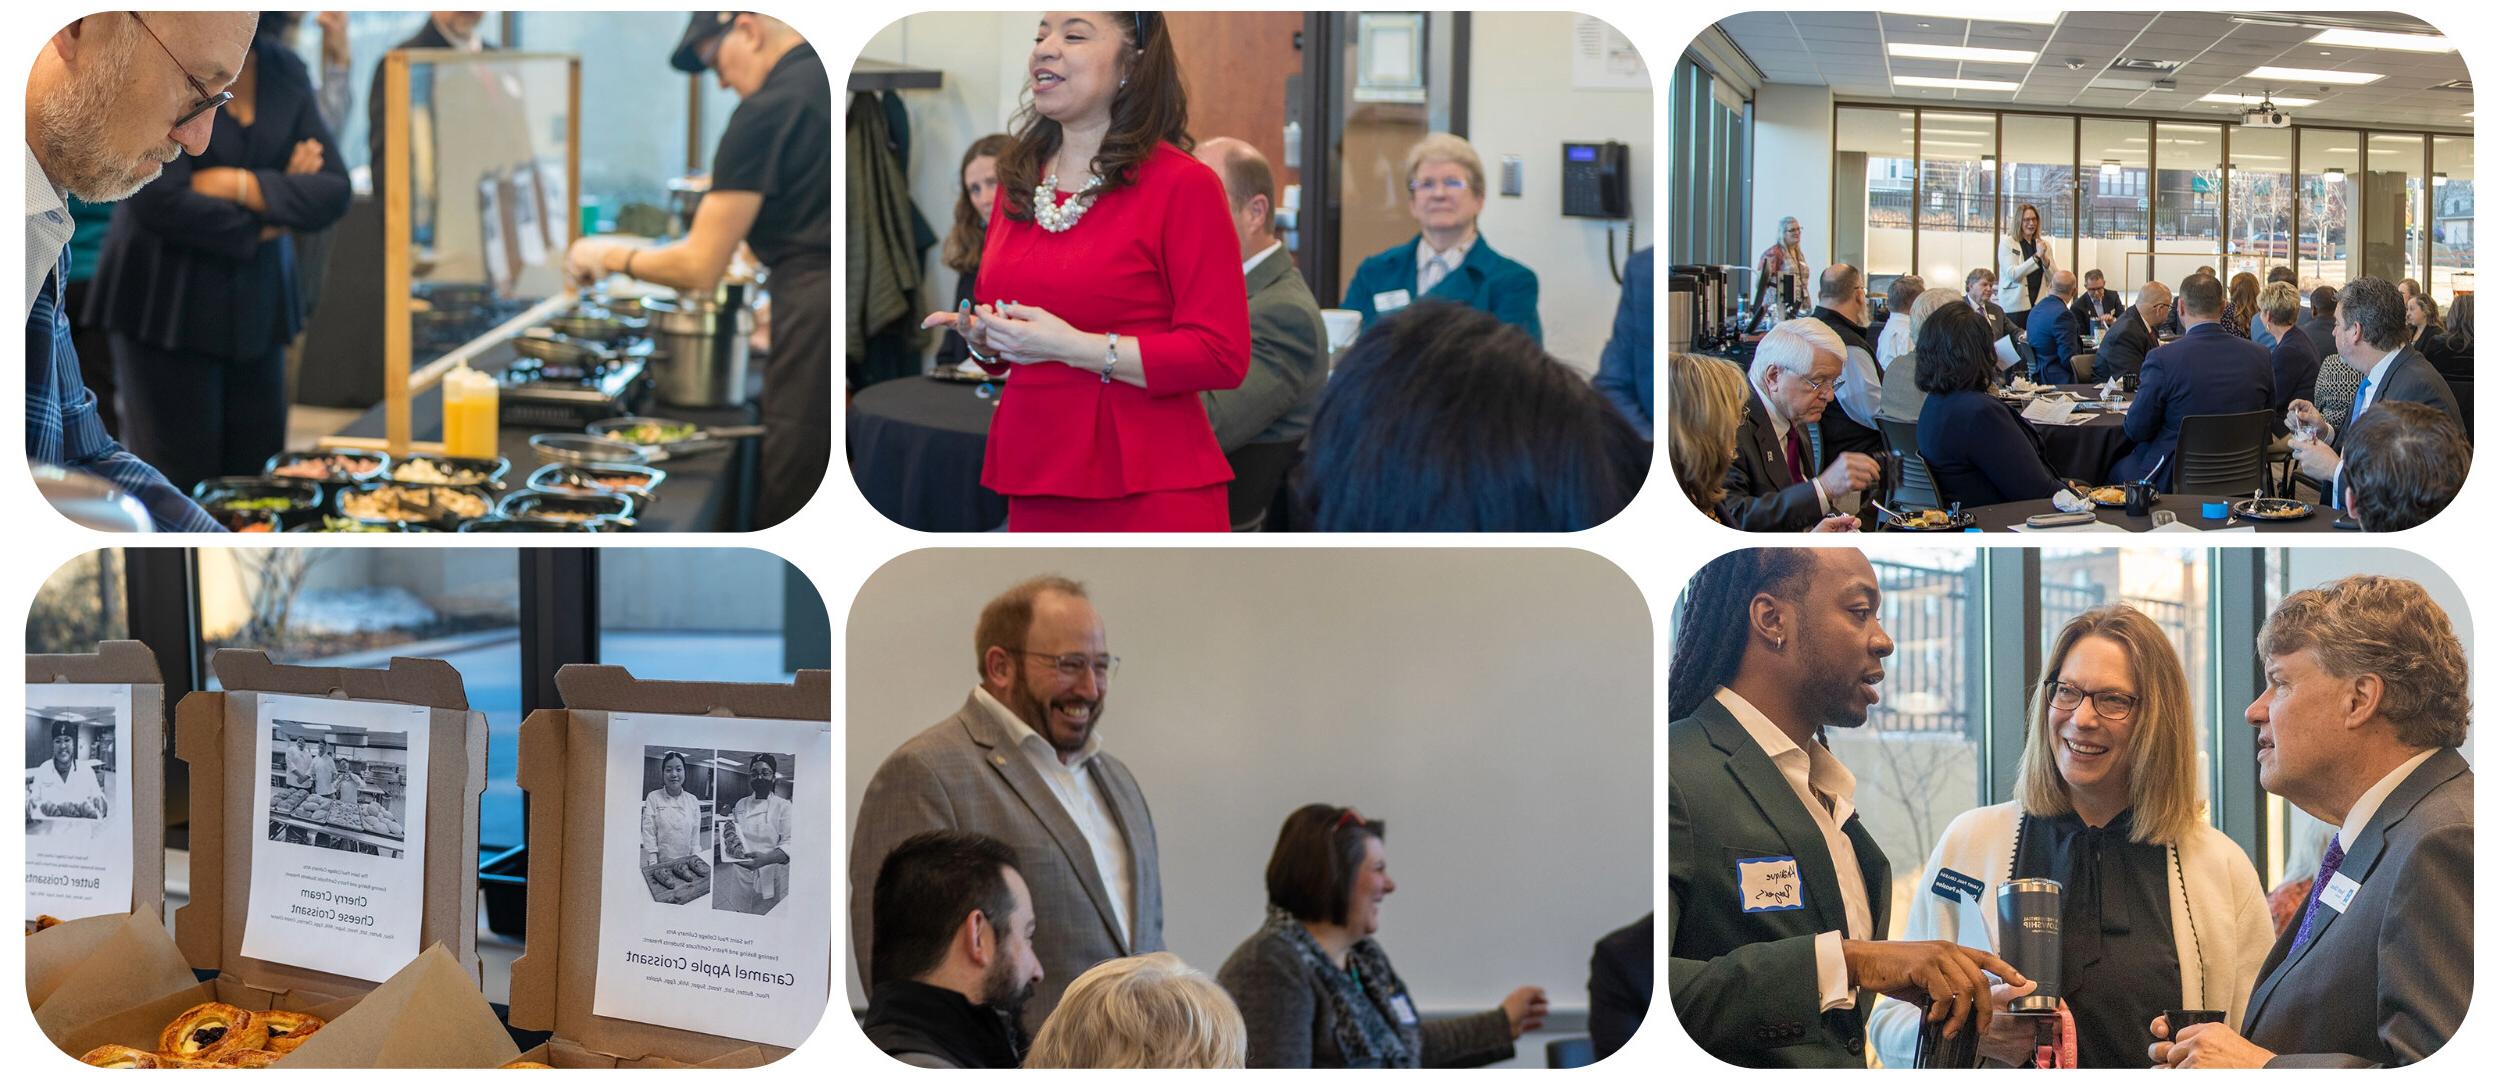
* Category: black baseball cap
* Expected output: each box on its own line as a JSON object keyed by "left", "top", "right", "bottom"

{"left": 671, "top": 11, "right": 740, "bottom": 73}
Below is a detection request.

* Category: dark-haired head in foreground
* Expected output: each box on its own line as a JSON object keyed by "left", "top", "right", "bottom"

{"left": 2339, "top": 400, "right": 2470, "bottom": 531}
{"left": 1298, "top": 302, "right": 1648, "bottom": 530}
{"left": 870, "top": 830, "right": 1037, "bottom": 1010}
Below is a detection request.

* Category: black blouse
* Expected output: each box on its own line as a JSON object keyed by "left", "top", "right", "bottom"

{"left": 2012, "top": 809, "right": 2182, "bottom": 1069}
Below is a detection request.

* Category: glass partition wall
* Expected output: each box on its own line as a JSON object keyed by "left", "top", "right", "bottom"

{"left": 1832, "top": 104, "right": 2471, "bottom": 302}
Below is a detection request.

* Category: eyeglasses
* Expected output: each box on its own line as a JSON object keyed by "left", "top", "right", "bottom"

{"left": 129, "top": 12, "right": 232, "bottom": 129}
{"left": 1009, "top": 649, "right": 1120, "bottom": 681}
{"left": 1331, "top": 808, "right": 1368, "bottom": 831}
{"left": 2044, "top": 680, "right": 2138, "bottom": 721}
{"left": 1793, "top": 373, "right": 1836, "bottom": 394}
{"left": 1407, "top": 177, "right": 1471, "bottom": 194}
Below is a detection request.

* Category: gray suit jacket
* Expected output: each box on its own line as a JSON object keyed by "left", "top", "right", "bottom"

{"left": 849, "top": 692, "right": 1164, "bottom": 1031}
{"left": 1202, "top": 249, "right": 1327, "bottom": 452}
{"left": 2242, "top": 749, "right": 2471, "bottom": 1068}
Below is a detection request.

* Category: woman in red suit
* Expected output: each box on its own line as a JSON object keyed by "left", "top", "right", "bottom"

{"left": 922, "top": 11, "right": 1250, "bottom": 531}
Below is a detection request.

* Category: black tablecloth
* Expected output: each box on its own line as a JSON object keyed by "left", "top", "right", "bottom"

{"left": 2016, "top": 385, "right": 2134, "bottom": 484}
{"left": 332, "top": 341, "right": 759, "bottom": 532}
{"left": 1967, "top": 497, "right": 2350, "bottom": 533}
{"left": 847, "top": 376, "right": 1008, "bottom": 532}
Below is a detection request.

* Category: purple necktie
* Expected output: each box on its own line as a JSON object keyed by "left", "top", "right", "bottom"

{"left": 2290, "top": 836, "right": 2346, "bottom": 955}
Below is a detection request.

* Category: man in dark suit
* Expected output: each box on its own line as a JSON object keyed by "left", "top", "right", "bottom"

{"left": 2094, "top": 281, "right": 2170, "bottom": 381}
{"left": 2286, "top": 276, "right": 2465, "bottom": 504}
{"left": 2298, "top": 286, "right": 2339, "bottom": 359}
{"left": 1961, "top": 268, "right": 2024, "bottom": 376}
{"left": 1588, "top": 913, "right": 1653, "bottom": 1060}
{"left": 2073, "top": 269, "right": 2123, "bottom": 328}
{"left": 1669, "top": 550, "right": 2021, "bottom": 1067}
{"left": 1810, "top": 264, "right": 1885, "bottom": 460}
{"left": 1594, "top": 248, "right": 1655, "bottom": 438}
{"left": 1193, "top": 139, "right": 1325, "bottom": 455}
{"left": 1723, "top": 319, "right": 1878, "bottom": 531}
{"left": 2024, "top": 271, "right": 2088, "bottom": 383}
{"left": 2114, "top": 274, "right": 2274, "bottom": 491}
{"left": 2151, "top": 575, "right": 2470, "bottom": 1067}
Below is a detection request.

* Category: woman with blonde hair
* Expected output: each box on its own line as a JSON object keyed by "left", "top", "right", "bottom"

{"left": 1746, "top": 215, "right": 1812, "bottom": 332}
{"left": 1667, "top": 352, "right": 1856, "bottom": 531}
{"left": 1025, "top": 952, "right": 1246, "bottom": 1068}
{"left": 1869, "top": 604, "right": 2273, "bottom": 1069}
{"left": 1997, "top": 202, "right": 2055, "bottom": 323}
{"left": 1341, "top": 132, "right": 1542, "bottom": 341}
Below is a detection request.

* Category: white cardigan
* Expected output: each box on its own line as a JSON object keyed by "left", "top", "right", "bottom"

{"left": 1867, "top": 801, "right": 2275, "bottom": 1068}
{"left": 1996, "top": 234, "right": 2051, "bottom": 313}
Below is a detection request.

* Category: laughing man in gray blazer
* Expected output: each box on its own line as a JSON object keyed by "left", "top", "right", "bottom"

{"left": 850, "top": 575, "right": 1162, "bottom": 1035}
{"left": 2151, "top": 574, "right": 2472, "bottom": 1068}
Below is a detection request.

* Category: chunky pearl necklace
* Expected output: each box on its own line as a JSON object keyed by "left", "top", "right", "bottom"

{"left": 1033, "top": 172, "right": 1104, "bottom": 233}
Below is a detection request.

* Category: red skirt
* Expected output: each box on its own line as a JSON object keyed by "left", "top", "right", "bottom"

{"left": 1007, "top": 484, "right": 1229, "bottom": 532}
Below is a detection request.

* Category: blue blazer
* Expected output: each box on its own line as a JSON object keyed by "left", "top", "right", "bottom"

{"left": 85, "top": 38, "right": 351, "bottom": 360}
{"left": 2025, "top": 295, "right": 2085, "bottom": 383}
{"left": 1593, "top": 248, "right": 1653, "bottom": 438}
{"left": 2267, "top": 326, "right": 2322, "bottom": 432}
{"left": 2114, "top": 323, "right": 2276, "bottom": 490}
{"left": 1916, "top": 389, "right": 2063, "bottom": 507}
{"left": 1343, "top": 232, "right": 1542, "bottom": 344}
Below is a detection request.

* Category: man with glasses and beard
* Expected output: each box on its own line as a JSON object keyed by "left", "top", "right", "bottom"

{"left": 850, "top": 575, "right": 1162, "bottom": 1034}
{"left": 862, "top": 831, "right": 1044, "bottom": 1067}
{"left": 25, "top": 12, "right": 255, "bottom": 531}
{"left": 1668, "top": 549, "right": 2023, "bottom": 1065}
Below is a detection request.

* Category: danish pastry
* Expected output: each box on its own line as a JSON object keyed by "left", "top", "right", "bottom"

{"left": 28, "top": 913, "right": 64, "bottom": 934}
{"left": 249, "top": 1010, "right": 324, "bottom": 1053}
{"left": 501, "top": 1062, "right": 554, "bottom": 1068}
{"left": 159, "top": 1002, "right": 268, "bottom": 1060}
{"left": 80, "top": 1045, "right": 163, "bottom": 1068}
{"left": 209, "top": 1049, "right": 284, "bottom": 1067}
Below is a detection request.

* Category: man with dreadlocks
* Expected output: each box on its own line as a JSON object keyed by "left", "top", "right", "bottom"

{"left": 1668, "top": 549, "right": 2023, "bottom": 1065}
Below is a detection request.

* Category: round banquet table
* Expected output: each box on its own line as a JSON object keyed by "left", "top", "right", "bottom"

{"left": 1965, "top": 497, "right": 2350, "bottom": 533}
{"left": 2009, "top": 384, "right": 2135, "bottom": 484}
{"left": 847, "top": 375, "right": 1009, "bottom": 532}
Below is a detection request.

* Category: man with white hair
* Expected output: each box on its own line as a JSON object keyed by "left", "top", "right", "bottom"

{"left": 1722, "top": 318, "right": 1878, "bottom": 531}
{"left": 26, "top": 12, "right": 254, "bottom": 531}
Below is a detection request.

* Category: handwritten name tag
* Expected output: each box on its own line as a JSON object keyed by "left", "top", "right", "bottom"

{"left": 1739, "top": 856, "right": 1807, "bottom": 913}
{"left": 1388, "top": 992, "right": 1420, "bottom": 1026}
{"left": 1373, "top": 288, "right": 1413, "bottom": 313}
{"left": 2320, "top": 870, "right": 2361, "bottom": 913}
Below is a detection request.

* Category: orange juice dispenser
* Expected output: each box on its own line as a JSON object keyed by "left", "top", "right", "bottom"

{"left": 442, "top": 364, "right": 501, "bottom": 459}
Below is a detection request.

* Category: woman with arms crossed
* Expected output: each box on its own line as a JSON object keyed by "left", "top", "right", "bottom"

{"left": 923, "top": 11, "right": 1249, "bottom": 531}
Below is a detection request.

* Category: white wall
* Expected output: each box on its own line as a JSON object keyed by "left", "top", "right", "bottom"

{"left": 2281, "top": 549, "right": 2474, "bottom": 764}
{"left": 1464, "top": 11, "right": 1656, "bottom": 371}
{"left": 1751, "top": 83, "right": 1834, "bottom": 274}
{"left": 843, "top": 549, "right": 1654, "bottom": 1015}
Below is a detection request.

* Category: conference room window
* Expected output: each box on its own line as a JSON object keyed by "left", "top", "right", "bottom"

{"left": 2367, "top": 133, "right": 2427, "bottom": 286}
{"left": 27, "top": 550, "right": 130, "bottom": 655}
{"left": 2038, "top": 549, "right": 2215, "bottom": 776}
{"left": 2079, "top": 119, "right": 2150, "bottom": 286}
{"left": 2228, "top": 127, "right": 2294, "bottom": 280}
{"left": 2001, "top": 114, "right": 2076, "bottom": 277}
{"left": 2433, "top": 136, "right": 2475, "bottom": 296}
{"left": 2152, "top": 124, "right": 2223, "bottom": 268}
{"left": 1917, "top": 113, "right": 1996, "bottom": 287}
{"left": 1669, "top": 55, "right": 1753, "bottom": 268}
{"left": 2300, "top": 129, "right": 2362, "bottom": 288}
{"left": 1835, "top": 107, "right": 1915, "bottom": 280}
{"left": 1822, "top": 548, "right": 1985, "bottom": 935}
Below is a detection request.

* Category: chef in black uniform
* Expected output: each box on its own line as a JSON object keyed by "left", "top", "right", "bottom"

{"left": 566, "top": 12, "right": 830, "bottom": 530}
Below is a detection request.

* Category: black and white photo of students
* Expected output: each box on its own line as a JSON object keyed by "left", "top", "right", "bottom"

{"left": 715, "top": 752, "right": 794, "bottom": 915}
{"left": 641, "top": 749, "right": 705, "bottom": 867}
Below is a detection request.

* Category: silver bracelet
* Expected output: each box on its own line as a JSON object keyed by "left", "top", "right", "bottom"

{"left": 1102, "top": 332, "right": 1119, "bottom": 384}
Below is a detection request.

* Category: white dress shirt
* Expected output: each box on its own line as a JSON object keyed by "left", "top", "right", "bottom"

{"left": 977, "top": 686, "right": 1136, "bottom": 948}
{"left": 1876, "top": 314, "right": 1915, "bottom": 372}
{"left": 1718, "top": 687, "right": 1872, "bottom": 1011}
{"left": 1415, "top": 232, "right": 1475, "bottom": 296}
{"left": 2335, "top": 748, "right": 2439, "bottom": 852}
{"left": 25, "top": 145, "right": 74, "bottom": 321}
{"left": 1243, "top": 239, "right": 1282, "bottom": 277}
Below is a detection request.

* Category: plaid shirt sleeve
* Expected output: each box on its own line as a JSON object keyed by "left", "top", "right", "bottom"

{"left": 25, "top": 252, "right": 224, "bottom": 533}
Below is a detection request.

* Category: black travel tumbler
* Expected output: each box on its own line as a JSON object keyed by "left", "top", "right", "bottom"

{"left": 1997, "top": 878, "right": 2063, "bottom": 1013}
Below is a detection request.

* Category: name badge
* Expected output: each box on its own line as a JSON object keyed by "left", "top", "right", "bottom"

{"left": 1388, "top": 992, "right": 1420, "bottom": 1026}
{"left": 1373, "top": 288, "right": 1412, "bottom": 313}
{"left": 2320, "top": 870, "right": 2361, "bottom": 913}
{"left": 1933, "top": 866, "right": 1986, "bottom": 903}
{"left": 1738, "top": 856, "right": 1806, "bottom": 913}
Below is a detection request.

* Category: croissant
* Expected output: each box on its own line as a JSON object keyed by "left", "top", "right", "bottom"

{"left": 249, "top": 1010, "right": 324, "bottom": 1054}
{"left": 80, "top": 1044, "right": 164, "bottom": 1068}
{"left": 159, "top": 1002, "right": 268, "bottom": 1060}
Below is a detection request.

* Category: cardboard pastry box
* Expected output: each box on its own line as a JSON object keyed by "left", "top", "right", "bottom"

{"left": 24, "top": 640, "right": 166, "bottom": 925}
{"left": 506, "top": 664, "right": 831, "bottom": 1067}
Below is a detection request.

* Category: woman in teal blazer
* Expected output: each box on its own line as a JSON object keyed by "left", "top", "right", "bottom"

{"left": 1341, "top": 134, "right": 1542, "bottom": 344}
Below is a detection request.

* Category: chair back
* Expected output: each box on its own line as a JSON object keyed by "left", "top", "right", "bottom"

{"left": 1224, "top": 440, "right": 1302, "bottom": 531}
{"left": 1545, "top": 1037, "right": 1597, "bottom": 1069}
{"left": 2173, "top": 409, "right": 2273, "bottom": 494}
{"left": 1877, "top": 417, "right": 1942, "bottom": 510}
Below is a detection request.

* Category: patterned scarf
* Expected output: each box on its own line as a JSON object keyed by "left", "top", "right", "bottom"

{"left": 1260, "top": 906, "right": 1422, "bottom": 1068}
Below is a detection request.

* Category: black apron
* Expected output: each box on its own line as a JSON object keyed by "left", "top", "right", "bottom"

{"left": 758, "top": 259, "right": 831, "bottom": 529}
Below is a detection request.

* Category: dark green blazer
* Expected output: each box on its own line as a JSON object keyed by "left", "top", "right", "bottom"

{"left": 1341, "top": 232, "right": 1542, "bottom": 344}
{"left": 1670, "top": 694, "right": 1892, "bottom": 1066}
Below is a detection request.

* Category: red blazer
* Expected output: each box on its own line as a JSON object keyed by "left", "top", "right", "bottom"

{"left": 975, "top": 142, "right": 1251, "bottom": 498}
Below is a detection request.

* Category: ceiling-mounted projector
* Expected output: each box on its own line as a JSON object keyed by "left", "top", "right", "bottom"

{"left": 2240, "top": 95, "right": 2293, "bottom": 128}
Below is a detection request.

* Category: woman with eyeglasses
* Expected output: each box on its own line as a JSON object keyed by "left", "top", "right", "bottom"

{"left": 1340, "top": 134, "right": 1542, "bottom": 343}
{"left": 1869, "top": 605, "right": 2272, "bottom": 1069}
{"left": 1217, "top": 804, "right": 1549, "bottom": 1067}
{"left": 83, "top": 10, "right": 350, "bottom": 495}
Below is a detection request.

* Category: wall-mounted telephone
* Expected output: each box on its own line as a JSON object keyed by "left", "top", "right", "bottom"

{"left": 1562, "top": 140, "right": 1630, "bottom": 219}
